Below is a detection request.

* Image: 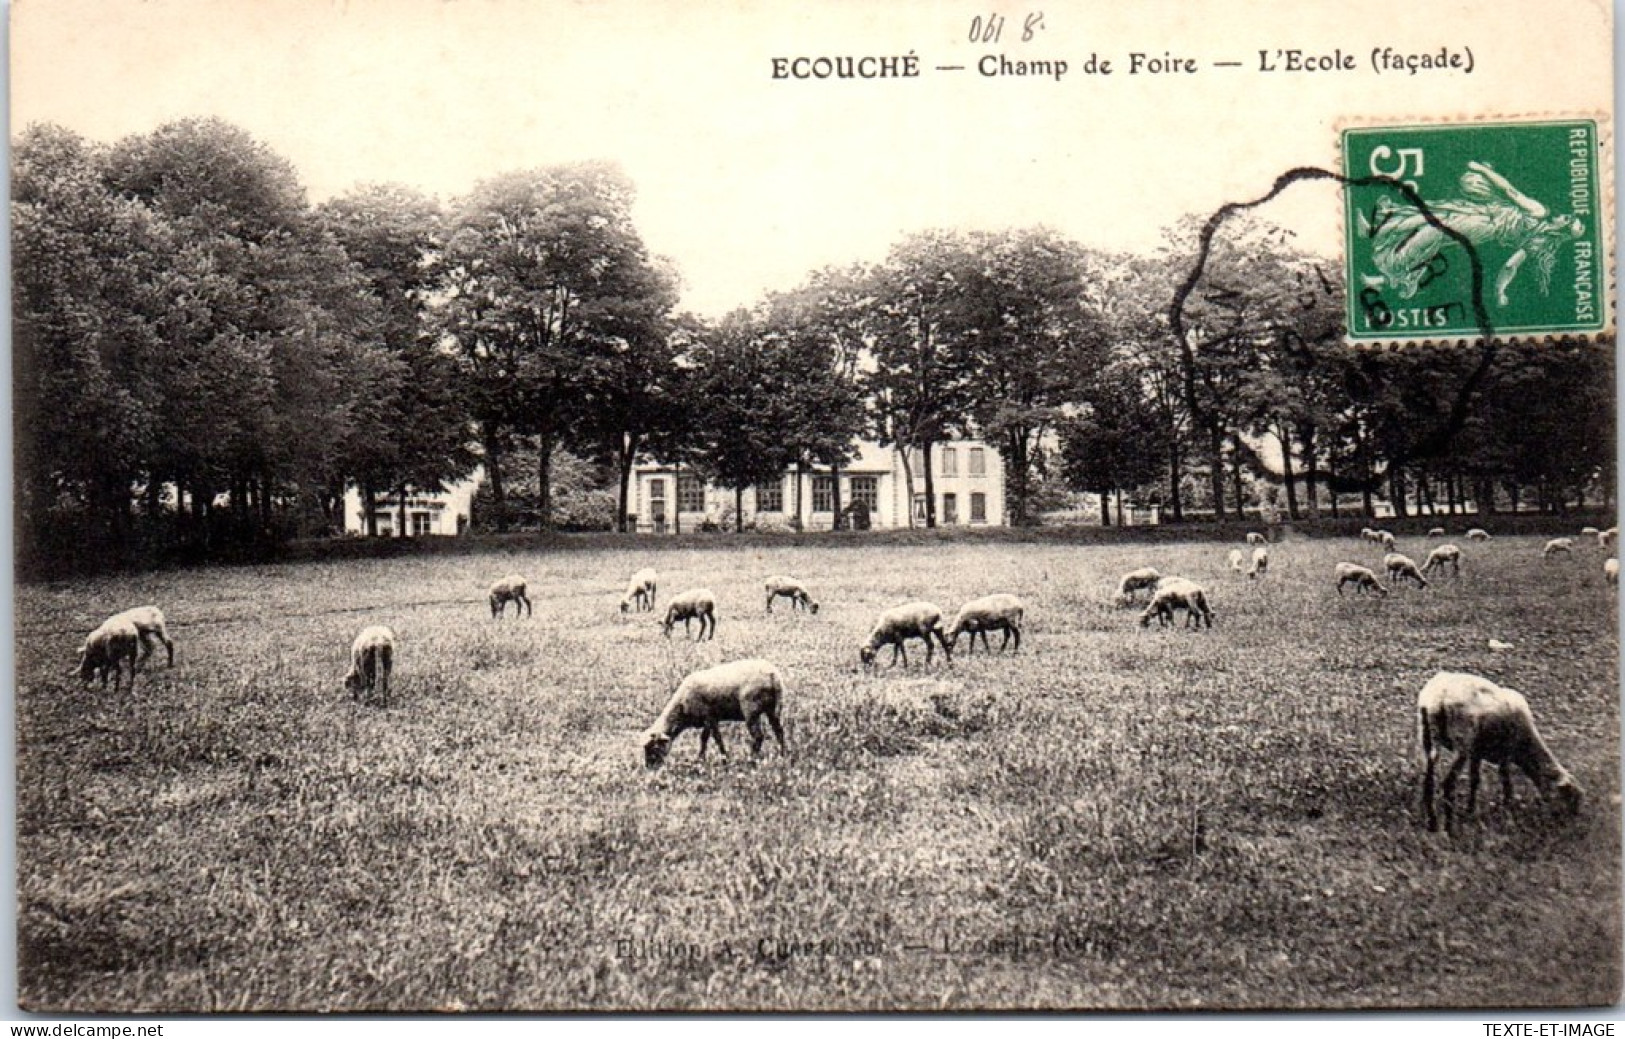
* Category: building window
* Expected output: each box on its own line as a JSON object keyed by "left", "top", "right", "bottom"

{"left": 969, "top": 447, "right": 986, "bottom": 477}
{"left": 678, "top": 473, "right": 705, "bottom": 512}
{"left": 812, "top": 476, "right": 834, "bottom": 513}
{"left": 412, "top": 512, "right": 433, "bottom": 536}
{"left": 850, "top": 476, "right": 878, "bottom": 513}
{"left": 375, "top": 514, "right": 393, "bottom": 536}
{"left": 941, "top": 447, "right": 958, "bottom": 476}
{"left": 943, "top": 492, "right": 959, "bottom": 524}
{"left": 971, "top": 492, "right": 987, "bottom": 524}
{"left": 913, "top": 495, "right": 927, "bottom": 523}
{"left": 649, "top": 477, "right": 667, "bottom": 504}
{"left": 756, "top": 480, "right": 783, "bottom": 512}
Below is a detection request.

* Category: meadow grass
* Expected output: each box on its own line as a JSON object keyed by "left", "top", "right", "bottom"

{"left": 15, "top": 534, "right": 1621, "bottom": 1011}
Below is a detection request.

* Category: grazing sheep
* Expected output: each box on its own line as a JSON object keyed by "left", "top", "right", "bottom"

{"left": 945, "top": 593, "right": 1025, "bottom": 655}
{"left": 1428, "top": 527, "right": 1446, "bottom": 537}
{"left": 642, "top": 658, "right": 787, "bottom": 768}
{"left": 1138, "top": 578, "right": 1214, "bottom": 630}
{"left": 620, "top": 568, "right": 658, "bottom": 613}
{"left": 1377, "top": 530, "right": 1397, "bottom": 551}
{"left": 1581, "top": 526, "right": 1600, "bottom": 536}
{"left": 1114, "top": 567, "right": 1163, "bottom": 604}
{"left": 344, "top": 625, "right": 396, "bottom": 704}
{"left": 489, "top": 575, "right": 532, "bottom": 619}
{"left": 1335, "top": 562, "right": 1388, "bottom": 597}
{"left": 1466, "top": 528, "right": 1491, "bottom": 541}
{"left": 73, "top": 617, "right": 141, "bottom": 692}
{"left": 1542, "top": 538, "right": 1575, "bottom": 559}
{"left": 1600, "top": 527, "right": 1617, "bottom": 549}
{"left": 1246, "top": 531, "right": 1266, "bottom": 545}
{"left": 1247, "top": 546, "right": 1269, "bottom": 580}
{"left": 1421, "top": 543, "right": 1462, "bottom": 577}
{"left": 1228, "top": 549, "right": 1245, "bottom": 573}
{"left": 764, "top": 575, "right": 819, "bottom": 614}
{"left": 1384, "top": 552, "right": 1429, "bottom": 588}
{"left": 1417, "top": 671, "right": 1583, "bottom": 832}
{"left": 1605, "top": 558, "right": 1618, "bottom": 586}
{"left": 107, "top": 605, "right": 174, "bottom": 668}
{"left": 1360, "top": 527, "right": 1380, "bottom": 543}
{"left": 860, "top": 602, "right": 953, "bottom": 669}
{"left": 661, "top": 588, "right": 717, "bottom": 641}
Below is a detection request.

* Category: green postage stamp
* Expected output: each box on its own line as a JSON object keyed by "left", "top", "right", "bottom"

{"left": 1342, "top": 119, "right": 1610, "bottom": 342}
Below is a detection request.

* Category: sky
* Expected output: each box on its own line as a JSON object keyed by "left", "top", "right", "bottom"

{"left": 10, "top": 0, "right": 1614, "bottom": 317}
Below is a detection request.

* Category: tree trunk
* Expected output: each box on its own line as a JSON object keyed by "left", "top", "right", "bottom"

{"left": 1101, "top": 491, "right": 1112, "bottom": 526}
{"left": 536, "top": 432, "right": 554, "bottom": 531}
{"left": 616, "top": 432, "right": 639, "bottom": 534}
{"left": 1301, "top": 427, "right": 1319, "bottom": 518}
{"left": 674, "top": 459, "right": 683, "bottom": 535}
{"left": 1390, "top": 468, "right": 1409, "bottom": 519}
{"left": 483, "top": 428, "right": 508, "bottom": 533}
{"left": 397, "top": 482, "right": 409, "bottom": 538}
{"left": 1168, "top": 440, "right": 1184, "bottom": 523}
{"left": 794, "top": 461, "right": 805, "bottom": 531}
{"left": 1005, "top": 430, "right": 1030, "bottom": 526}
{"left": 1115, "top": 489, "right": 1125, "bottom": 526}
{"left": 921, "top": 441, "right": 937, "bottom": 528}
{"left": 831, "top": 461, "right": 845, "bottom": 531}
{"left": 1208, "top": 423, "right": 1227, "bottom": 520}
{"left": 1230, "top": 439, "right": 1246, "bottom": 519}
{"left": 1278, "top": 427, "right": 1300, "bottom": 520}
{"left": 899, "top": 446, "right": 917, "bottom": 528}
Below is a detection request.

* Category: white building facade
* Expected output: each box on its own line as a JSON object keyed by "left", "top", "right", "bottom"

{"left": 628, "top": 439, "right": 1005, "bottom": 533}
{"left": 342, "top": 473, "right": 482, "bottom": 537}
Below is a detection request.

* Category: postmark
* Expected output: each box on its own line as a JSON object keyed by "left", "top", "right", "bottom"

{"left": 1342, "top": 119, "right": 1610, "bottom": 343}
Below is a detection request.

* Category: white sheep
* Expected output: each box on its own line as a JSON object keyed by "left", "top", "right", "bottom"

{"left": 1334, "top": 562, "right": 1388, "bottom": 597}
{"left": 344, "top": 625, "right": 396, "bottom": 703}
{"left": 1466, "top": 528, "right": 1491, "bottom": 541}
{"left": 860, "top": 601, "right": 953, "bottom": 668}
{"left": 1420, "top": 543, "right": 1462, "bottom": 577}
{"left": 619, "top": 568, "right": 658, "bottom": 613}
{"left": 1376, "top": 530, "right": 1397, "bottom": 551}
{"left": 1599, "top": 527, "right": 1617, "bottom": 549}
{"left": 764, "top": 575, "right": 819, "bottom": 614}
{"left": 72, "top": 617, "right": 141, "bottom": 692}
{"left": 1542, "top": 537, "right": 1575, "bottom": 559}
{"left": 1360, "top": 527, "right": 1380, "bottom": 543}
{"left": 1428, "top": 526, "right": 1446, "bottom": 537}
{"left": 1245, "top": 531, "right": 1266, "bottom": 545}
{"left": 1384, "top": 551, "right": 1429, "bottom": 588}
{"left": 105, "top": 605, "right": 174, "bottom": 668}
{"left": 642, "top": 658, "right": 787, "bottom": 768}
{"left": 1605, "top": 558, "right": 1618, "bottom": 586}
{"left": 1417, "top": 671, "right": 1583, "bottom": 832}
{"left": 945, "top": 593, "right": 1025, "bottom": 655}
{"left": 661, "top": 588, "right": 717, "bottom": 641}
{"left": 1114, "top": 567, "right": 1162, "bottom": 604}
{"left": 1247, "top": 546, "right": 1269, "bottom": 579}
{"left": 1138, "top": 577, "right": 1214, "bottom": 630}
{"left": 488, "top": 574, "right": 532, "bottom": 619}
{"left": 1227, "top": 549, "right": 1245, "bottom": 573}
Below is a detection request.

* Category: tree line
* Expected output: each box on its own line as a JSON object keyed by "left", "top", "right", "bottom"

{"left": 13, "top": 118, "right": 1612, "bottom": 573}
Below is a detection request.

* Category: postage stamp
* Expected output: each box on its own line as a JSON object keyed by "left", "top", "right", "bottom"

{"left": 1342, "top": 119, "right": 1610, "bottom": 342}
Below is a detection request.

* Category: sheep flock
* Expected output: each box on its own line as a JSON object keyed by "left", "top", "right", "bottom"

{"left": 60, "top": 519, "right": 1614, "bottom": 832}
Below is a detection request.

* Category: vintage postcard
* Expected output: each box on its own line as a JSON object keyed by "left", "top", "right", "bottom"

{"left": 10, "top": 0, "right": 1619, "bottom": 1016}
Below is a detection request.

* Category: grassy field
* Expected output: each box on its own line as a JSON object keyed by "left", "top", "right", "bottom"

{"left": 15, "top": 534, "right": 1621, "bottom": 1011}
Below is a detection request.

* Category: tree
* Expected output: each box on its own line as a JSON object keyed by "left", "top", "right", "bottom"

{"left": 685, "top": 312, "right": 796, "bottom": 529}
{"left": 1061, "top": 362, "right": 1164, "bottom": 524}
{"left": 949, "top": 228, "right": 1105, "bottom": 525}
{"left": 437, "top": 162, "right": 674, "bottom": 530}
{"left": 318, "top": 185, "right": 476, "bottom": 537}
{"left": 863, "top": 231, "right": 976, "bottom": 528}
